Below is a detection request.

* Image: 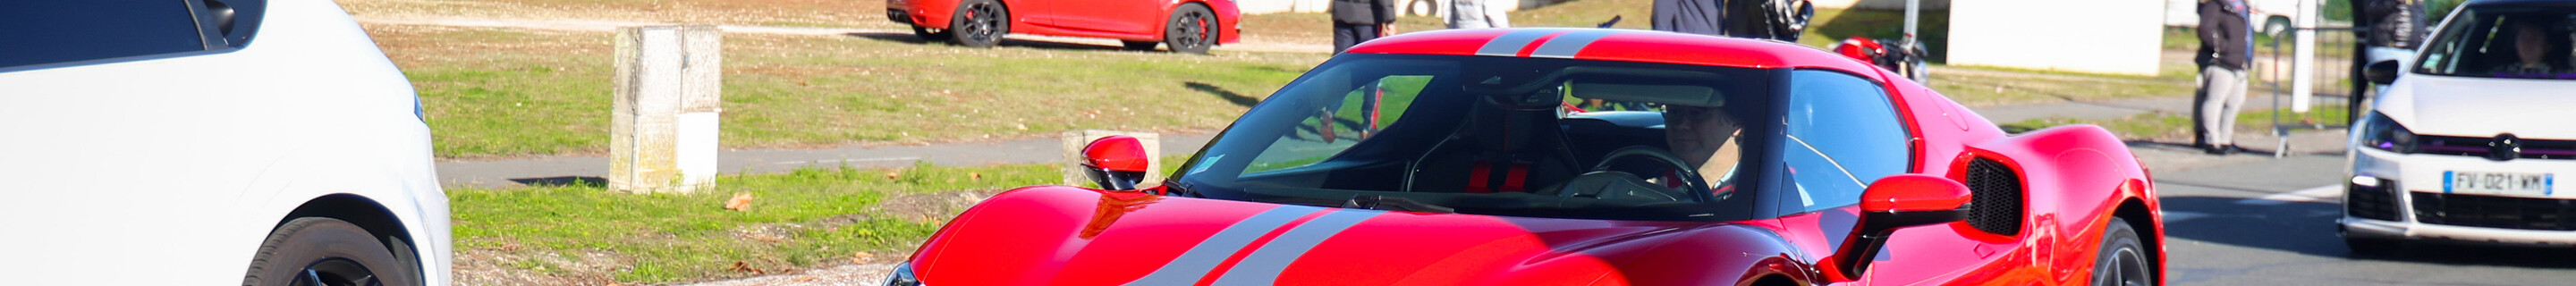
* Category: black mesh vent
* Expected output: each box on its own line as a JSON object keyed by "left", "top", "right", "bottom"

{"left": 2411, "top": 192, "right": 2576, "bottom": 231}
{"left": 1964, "top": 158, "right": 2024, "bottom": 236}
{"left": 2345, "top": 182, "right": 2402, "bottom": 221}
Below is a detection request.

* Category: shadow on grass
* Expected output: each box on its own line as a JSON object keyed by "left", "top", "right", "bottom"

{"left": 1184, "top": 81, "right": 1262, "bottom": 108}
{"left": 2158, "top": 195, "right": 2576, "bottom": 269}
{"left": 841, "top": 32, "right": 1131, "bottom": 52}
{"left": 510, "top": 176, "right": 607, "bottom": 188}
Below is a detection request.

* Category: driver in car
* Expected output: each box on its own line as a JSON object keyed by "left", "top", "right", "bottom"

{"left": 2493, "top": 19, "right": 2563, "bottom": 77}
{"left": 1663, "top": 105, "right": 1744, "bottom": 189}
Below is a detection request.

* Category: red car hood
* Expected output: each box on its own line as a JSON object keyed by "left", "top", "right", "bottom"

{"left": 908, "top": 186, "right": 1792, "bottom": 285}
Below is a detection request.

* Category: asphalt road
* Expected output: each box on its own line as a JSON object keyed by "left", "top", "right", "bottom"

{"left": 2154, "top": 154, "right": 2576, "bottom": 285}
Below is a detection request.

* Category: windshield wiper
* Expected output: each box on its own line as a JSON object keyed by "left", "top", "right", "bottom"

{"left": 1342, "top": 195, "right": 1457, "bottom": 214}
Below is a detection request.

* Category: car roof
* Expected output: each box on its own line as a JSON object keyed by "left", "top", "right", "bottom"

{"left": 1343, "top": 28, "right": 1883, "bottom": 75}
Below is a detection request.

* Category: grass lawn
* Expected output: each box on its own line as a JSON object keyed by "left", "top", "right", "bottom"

{"left": 2001, "top": 105, "right": 2352, "bottom": 140}
{"left": 378, "top": 25, "right": 1328, "bottom": 158}
{"left": 453, "top": 162, "right": 1047, "bottom": 283}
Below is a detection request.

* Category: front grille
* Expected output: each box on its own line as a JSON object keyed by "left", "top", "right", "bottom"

{"left": 2411, "top": 192, "right": 2576, "bottom": 231}
{"left": 886, "top": 9, "right": 911, "bottom": 24}
{"left": 1964, "top": 158, "right": 2023, "bottom": 236}
{"left": 2346, "top": 181, "right": 2402, "bottom": 221}
{"left": 2418, "top": 134, "right": 2576, "bottom": 160}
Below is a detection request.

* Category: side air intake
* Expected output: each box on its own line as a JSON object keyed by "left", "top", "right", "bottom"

{"left": 1964, "top": 157, "right": 2024, "bottom": 236}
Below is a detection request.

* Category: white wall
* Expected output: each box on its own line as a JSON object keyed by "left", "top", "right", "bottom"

{"left": 1947, "top": 0, "right": 2165, "bottom": 76}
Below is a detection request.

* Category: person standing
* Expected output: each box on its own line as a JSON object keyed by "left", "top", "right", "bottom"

{"left": 1332, "top": 0, "right": 1398, "bottom": 53}
{"left": 2197, "top": 0, "right": 2253, "bottom": 156}
{"left": 2351, "top": 0, "right": 2419, "bottom": 123}
{"left": 1448, "top": 0, "right": 1512, "bottom": 29}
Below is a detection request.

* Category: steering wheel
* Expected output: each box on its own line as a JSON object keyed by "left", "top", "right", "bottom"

{"left": 1557, "top": 146, "right": 1710, "bottom": 202}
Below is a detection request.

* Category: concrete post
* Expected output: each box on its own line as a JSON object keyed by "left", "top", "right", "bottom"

{"left": 1063, "top": 130, "right": 1162, "bottom": 188}
{"left": 611, "top": 25, "right": 722, "bottom": 194}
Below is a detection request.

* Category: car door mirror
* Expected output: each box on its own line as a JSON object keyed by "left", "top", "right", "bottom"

{"left": 1821, "top": 174, "right": 1973, "bottom": 282}
{"left": 1082, "top": 136, "right": 1150, "bottom": 190}
{"left": 2364, "top": 60, "right": 2402, "bottom": 85}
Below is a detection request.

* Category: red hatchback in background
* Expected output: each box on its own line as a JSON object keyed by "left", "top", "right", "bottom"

{"left": 887, "top": 0, "right": 1241, "bottom": 53}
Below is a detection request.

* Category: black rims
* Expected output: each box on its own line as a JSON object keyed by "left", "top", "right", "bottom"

{"left": 2091, "top": 217, "right": 2154, "bottom": 286}
{"left": 949, "top": 0, "right": 1008, "bottom": 47}
{"left": 244, "top": 217, "right": 416, "bottom": 286}
{"left": 1164, "top": 4, "right": 1216, "bottom": 54}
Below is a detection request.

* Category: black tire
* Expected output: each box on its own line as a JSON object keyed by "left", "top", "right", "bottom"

{"left": 2089, "top": 217, "right": 2154, "bottom": 286}
{"left": 2344, "top": 235, "right": 2402, "bottom": 256}
{"left": 949, "top": 0, "right": 1008, "bottom": 47}
{"left": 242, "top": 217, "right": 417, "bottom": 286}
{"left": 1122, "top": 40, "right": 1159, "bottom": 51}
{"left": 912, "top": 26, "right": 952, "bottom": 41}
{"left": 1163, "top": 4, "right": 1217, "bottom": 55}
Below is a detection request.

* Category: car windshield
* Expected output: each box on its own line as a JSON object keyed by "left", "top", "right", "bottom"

{"left": 2415, "top": 5, "right": 2576, "bottom": 79}
{"left": 1165, "top": 54, "right": 1784, "bottom": 222}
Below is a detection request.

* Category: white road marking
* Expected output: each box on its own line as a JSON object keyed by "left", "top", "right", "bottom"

{"left": 773, "top": 156, "right": 920, "bottom": 164}
{"left": 2235, "top": 185, "right": 2343, "bottom": 206}
{"left": 2162, "top": 210, "right": 2211, "bottom": 222}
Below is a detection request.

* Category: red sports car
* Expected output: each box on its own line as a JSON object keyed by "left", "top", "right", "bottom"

{"left": 886, "top": 29, "right": 2165, "bottom": 285}
{"left": 886, "top": 0, "right": 1240, "bottom": 53}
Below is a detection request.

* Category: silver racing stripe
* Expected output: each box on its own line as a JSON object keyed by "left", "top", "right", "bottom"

{"left": 1206, "top": 209, "right": 1385, "bottom": 286}
{"left": 1526, "top": 29, "right": 1620, "bottom": 58}
{"left": 1475, "top": 29, "right": 1570, "bottom": 56}
{"left": 1123, "top": 205, "right": 1324, "bottom": 286}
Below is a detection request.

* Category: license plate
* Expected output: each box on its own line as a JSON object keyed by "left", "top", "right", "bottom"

{"left": 2445, "top": 171, "right": 2555, "bottom": 197}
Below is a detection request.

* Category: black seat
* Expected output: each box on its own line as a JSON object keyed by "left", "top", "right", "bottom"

{"left": 1407, "top": 97, "right": 1583, "bottom": 194}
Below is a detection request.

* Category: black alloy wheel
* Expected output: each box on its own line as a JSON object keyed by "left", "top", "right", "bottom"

{"left": 949, "top": 0, "right": 1008, "bottom": 47}
{"left": 911, "top": 26, "right": 952, "bottom": 41}
{"left": 1163, "top": 4, "right": 1216, "bottom": 54}
{"left": 2090, "top": 217, "right": 2154, "bottom": 286}
{"left": 243, "top": 217, "right": 416, "bottom": 286}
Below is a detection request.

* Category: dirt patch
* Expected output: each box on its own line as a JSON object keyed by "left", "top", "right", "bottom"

{"left": 454, "top": 247, "right": 631, "bottom": 286}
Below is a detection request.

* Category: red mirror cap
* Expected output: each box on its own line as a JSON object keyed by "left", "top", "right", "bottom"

{"left": 1859, "top": 174, "right": 1972, "bottom": 213}
{"left": 1084, "top": 136, "right": 1149, "bottom": 172}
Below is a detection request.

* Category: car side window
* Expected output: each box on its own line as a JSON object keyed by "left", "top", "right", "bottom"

{"left": 0, "top": 1, "right": 209, "bottom": 69}
{"left": 1239, "top": 75, "right": 1434, "bottom": 174}
{"left": 1777, "top": 70, "right": 1910, "bottom": 213}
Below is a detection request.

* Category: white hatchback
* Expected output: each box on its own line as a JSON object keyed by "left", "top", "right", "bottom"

{"left": 0, "top": 0, "right": 450, "bottom": 285}
{"left": 2344, "top": 0, "right": 2576, "bottom": 253}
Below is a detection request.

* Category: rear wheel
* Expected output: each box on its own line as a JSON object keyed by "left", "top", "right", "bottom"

{"left": 1163, "top": 4, "right": 1216, "bottom": 55}
{"left": 949, "top": 0, "right": 1008, "bottom": 47}
{"left": 2089, "top": 217, "right": 2153, "bottom": 286}
{"left": 243, "top": 217, "right": 417, "bottom": 286}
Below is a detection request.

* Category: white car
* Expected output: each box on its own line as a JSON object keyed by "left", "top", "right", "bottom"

{"left": 0, "top": 0, "right": 451, "bottom": 285}
{"left": 2343, "top": 0, "right": 2576, "bottom": 253}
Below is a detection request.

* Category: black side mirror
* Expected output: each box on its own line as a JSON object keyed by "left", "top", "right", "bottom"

{"left": 2365, "top": 60, "right": 2402, "bottom": 85}
{"left": 1819, "top": 174, "right": 1973, "bottom": 282}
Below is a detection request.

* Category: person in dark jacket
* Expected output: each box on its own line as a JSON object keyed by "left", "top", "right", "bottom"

{"left": 1653, "top": 0, "right": 1807, "bottom": 41}
{"left": 2198, "top": 0, "right": 2253, "bottom": 156}
{"left": 1331, "top": 0, "right": 1398, "bottom": 53}
{"left": 2350, "top": 0, "right": 2420, "bottom": 122}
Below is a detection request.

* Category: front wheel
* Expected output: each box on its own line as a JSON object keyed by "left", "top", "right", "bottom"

{"left": 243, "top": 217, "right": 417, "bottom": 286}
{"left": 1163, "top": 4, "right": 1217, "bottom": 55}
{"left": 2089, "top": 217, "right": 2154, "bottom": 286}
{"left": 949, "top": 0, "right": 1009, "bottom": 47}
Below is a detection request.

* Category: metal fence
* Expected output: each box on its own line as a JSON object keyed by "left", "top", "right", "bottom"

{"left": 2255, "top": 26, "right": 2367, "bottom": 156}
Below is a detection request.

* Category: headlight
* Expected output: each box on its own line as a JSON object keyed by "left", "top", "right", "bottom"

{"left": 883, "top": 262, "right": 924, "bottom": 286}
{"left": 2359, "top": 112, "right": 2418, "bottom": 153}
